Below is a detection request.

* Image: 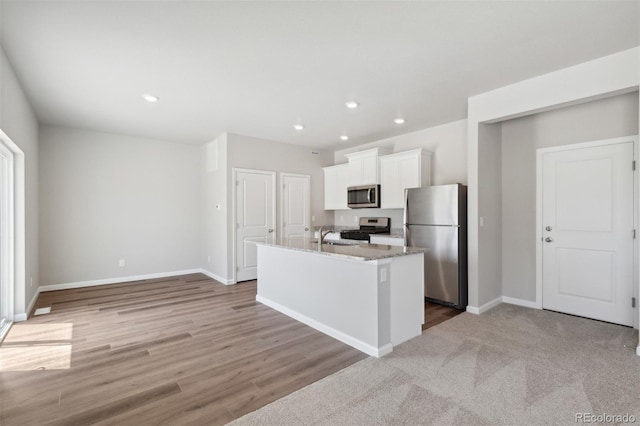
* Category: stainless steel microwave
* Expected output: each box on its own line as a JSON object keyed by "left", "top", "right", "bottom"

{"left": 347, "top": 184, "right": 380, "bottom": 208}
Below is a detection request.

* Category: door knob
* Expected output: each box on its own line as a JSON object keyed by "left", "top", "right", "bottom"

{"left": 545, "top": 226, "right": 553, "bottom": 231}
{"left": 545, "top": 237, "right": 553, "bottom": 243}
{"left": 268, "top": 229, "right": 274, "bottom": 233}
{"left": 304, "top": 227, "right": 309, "bottom": 231}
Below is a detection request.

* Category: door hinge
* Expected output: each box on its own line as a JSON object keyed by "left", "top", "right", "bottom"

{"left": 633, "top": 297, "right": 636, "bottom": 308}
{"left": 634, "top": 229, "right": 637, "bottom": 239}
{"left": 633, "top": 161, "right": 636, "bottom": 171}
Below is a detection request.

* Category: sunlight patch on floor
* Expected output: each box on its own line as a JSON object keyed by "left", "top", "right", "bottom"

{"left": 0, "top": 323, "right": 73, "bottom": 371}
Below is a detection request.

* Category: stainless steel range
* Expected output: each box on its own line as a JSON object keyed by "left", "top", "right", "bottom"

{"left": 340, "top": 217, "right": 391, "bottom": 241}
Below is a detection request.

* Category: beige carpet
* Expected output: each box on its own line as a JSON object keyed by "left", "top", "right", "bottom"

{"left": 231, "top": 304, "right": 640, "bottom": 425}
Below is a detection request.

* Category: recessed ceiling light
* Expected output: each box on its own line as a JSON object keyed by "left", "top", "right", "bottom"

{"left": 340, "top": 135, "right": 349, "bottom": 141}
{"left": 345, "top": 101, "right": 359, "bottom": 109}
{"left": 394, "top": 118, "right": 405, "bottom": 124}
{"left": 142, "top": 93, "right": 159, "bottom": 103}
{"left": 293, "top": 124, "right": 305, "bottom": 131}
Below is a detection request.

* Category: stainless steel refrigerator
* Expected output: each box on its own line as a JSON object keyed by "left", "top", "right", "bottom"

{"left": 404, "top": 184, "right": 467, "bottom": 310}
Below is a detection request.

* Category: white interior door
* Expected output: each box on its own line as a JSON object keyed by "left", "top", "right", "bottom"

{"left": 541, "top": 139, "right": 635, "bottom": 326}
{"left": 235, "top": 169, "right": 275, "bottom": 282}
{"left": 281, "top": 173, "right": 310, "bottom": 239}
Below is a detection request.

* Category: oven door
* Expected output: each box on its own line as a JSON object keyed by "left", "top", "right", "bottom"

{"left": 347, "top": 185, "right": 380, "bottom": 208}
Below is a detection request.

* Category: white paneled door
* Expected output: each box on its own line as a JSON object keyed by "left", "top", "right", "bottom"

{"left": 235, "top": 169, "right": 276, "bottom": 282}
{"left": 541, "top": 138, "right": 635, "bottom": 326}
{"left": 281, "top": 173, "right": 311, "bottom": 239}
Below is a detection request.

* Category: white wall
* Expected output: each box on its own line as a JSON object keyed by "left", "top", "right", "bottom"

{"left": 476, "top": 123, "right": 502, "bottom": 307}
{"left": 0, "top": 46, "right": 39, "bottom": 317}
{"left": 39, "top": 126, "right": 202, "bottom": 286}
{"left": 202, "top": 134, "right": 230, "bottom": 282}
{"left": 331, "top": 119, "right": 468, "bottom": 228}
{"left": 501, "top": 91, "right": 639, "bottom": 302}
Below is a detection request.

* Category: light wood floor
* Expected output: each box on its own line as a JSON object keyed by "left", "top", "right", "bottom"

{"left": 423, "top": 301, "right": 464, "bottom": 330}
{"left": 0, "top": 273, "right": 461, "bottom": 425}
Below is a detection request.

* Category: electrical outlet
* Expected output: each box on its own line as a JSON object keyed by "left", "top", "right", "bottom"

{"left": 354, "top": 216, "right": 359, "bottom": 223}
{"left": 311, "top": 215, "right": 315, "bottom": 222}
{"left": 207, "top": 255, "right": 211, "bottom": 263}
{"left": 340, "top": 216, "right": 344, "bottom": 223}
{"left": 479, "top": 217, "right": 485, "bottom": 227}
{"left": 118, "top": 259, "right": 125, "bottom": 267}
{"left": 30, "top": 276, "right": 33, "bottom": 287}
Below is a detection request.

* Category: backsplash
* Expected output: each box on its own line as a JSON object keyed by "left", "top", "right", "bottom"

{"left": 332, "top": 208, "right": 404, "bottom": 230}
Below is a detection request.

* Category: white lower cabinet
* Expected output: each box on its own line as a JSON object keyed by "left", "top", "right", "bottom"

{"left": 323, "top": 163, "right": 349, "bottom": 210}
{"left": 379, "top": 149, "right": 432, "bottom": 209}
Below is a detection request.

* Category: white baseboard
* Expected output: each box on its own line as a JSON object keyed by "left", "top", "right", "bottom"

{"left": 256, "top": 294, "right": 392, "bottom": 358}
{"left": 467, "top": 295, "right": 542, "bottom": 315}
{"left": 13, "top": 288, "right": 40, "bottom": 322}
{"left": 501, "top": 296, "right": 540, "bottom": 309}
{"left": 466, "top": 296, "right": 502, "bottom": 315}
{"left": 465, "top": 305, "right": 480, "bottom": 314}
{"left": 200, "top": 269, "right": 235, "bottom": 285}
{"left": 38, "top": 269, "right": 204, "bottom": 293}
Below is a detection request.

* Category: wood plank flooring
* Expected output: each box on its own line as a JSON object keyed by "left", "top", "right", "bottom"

{"left": 0, "top": 273, "right": 461, "bottom": 425}
{"left": 423, "top": 301, "right": 464, "bottom": 330}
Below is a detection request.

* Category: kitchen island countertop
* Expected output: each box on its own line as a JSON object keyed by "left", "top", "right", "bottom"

{"left": 254, "top": 237, "right": 425, "bottom": 261}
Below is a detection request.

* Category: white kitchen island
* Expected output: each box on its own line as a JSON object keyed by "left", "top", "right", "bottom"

{"left": 254, "top": 238, "right": 426, "bottom": 357}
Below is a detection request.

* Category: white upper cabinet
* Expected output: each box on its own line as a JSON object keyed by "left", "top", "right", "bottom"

{"left": 323, "top": 163, "right": 349, "bottom": 210}
{"left": 344, "top": 148, "right": 391, "bottom": 186}
{"left": 380, "top": 149, "right": 432, "bottom": 208}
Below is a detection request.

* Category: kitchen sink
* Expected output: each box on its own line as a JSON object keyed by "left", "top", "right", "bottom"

{"left": 312, "top": 240, "right": 361, "bottom": 246}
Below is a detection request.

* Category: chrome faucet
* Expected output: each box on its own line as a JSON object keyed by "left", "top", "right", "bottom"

{"left": 317, "top": 225, "right": 332, "bottom": 246}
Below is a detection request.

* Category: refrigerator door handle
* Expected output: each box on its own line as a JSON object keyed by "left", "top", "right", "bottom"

{"left": 403, "top": 188, "right": 409, "bottom": 226}
{"left": 404, "top": 223, "right": 411, "bottom": 245}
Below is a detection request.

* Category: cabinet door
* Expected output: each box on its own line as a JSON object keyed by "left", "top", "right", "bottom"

{"left": 380, "top": 150, "right": 431, "bottom": 209}
{"left": 399, "top": 155, "right": 420, "bottom": 189}
{"left": 324, "top": 165, "right": 348, "bottom": 210}
{"left": 380, "top": 157, "right": 401, "bottom": 208}
{"left": 334, "top": 165, "right": 348, "bottom": 209}
{"left": 348, "top": 157, "right": 364, "bottom": 186}
{"left": 361, "top": 155, "right": 378, "bottom": 184}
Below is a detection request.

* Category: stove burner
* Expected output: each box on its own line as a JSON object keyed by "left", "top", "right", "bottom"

{"left": 339, "top": 217, "right": 391, "bottom": 241}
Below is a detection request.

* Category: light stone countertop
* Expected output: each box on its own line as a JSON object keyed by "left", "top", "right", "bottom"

{"left": 254, "top": 237, "right": 425, "bottom": 261}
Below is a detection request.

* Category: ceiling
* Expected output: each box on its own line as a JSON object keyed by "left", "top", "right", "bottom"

{"left": 1, "top": 1, "right": 638, "bottom": 150}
